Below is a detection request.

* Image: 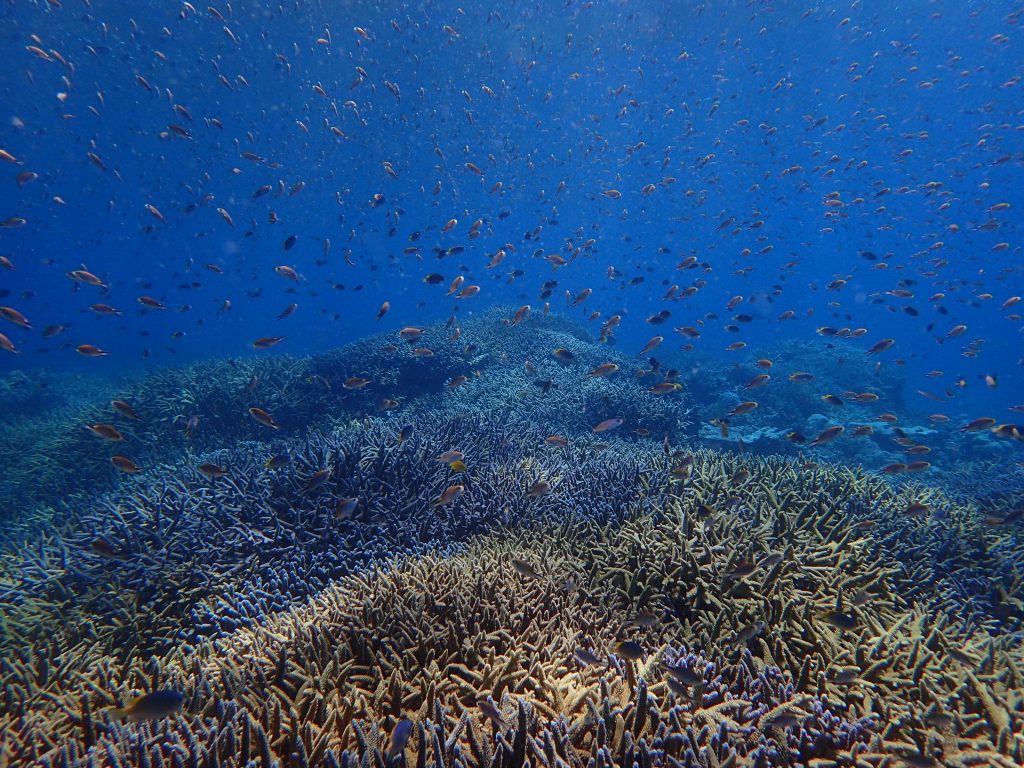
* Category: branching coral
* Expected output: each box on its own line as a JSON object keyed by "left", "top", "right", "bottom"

{"left": 2, "top": 433, "right": 1023, "bottom": 767}
{"left": 0, "top": 308, "right": 692, "bottom": 529}
{"left": 0, "top": 311, "right": 1021, "bottom": 768}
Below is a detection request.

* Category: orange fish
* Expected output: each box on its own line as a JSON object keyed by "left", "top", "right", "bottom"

{"left": 197, "top": 463, "right": 230, "bottom": 479}
{"left": 300, "top": 468, "right": 332, "bottom": 493}
{"left": 592, "top": 417, "right": 623, "bottom": 433}
{"left": 570, "top": 288, "right": 592, "bottom": 307}
{"left": 110, "top": 455, "right": 139, "bottom": 473}
{"left": 961, "top": 417, "right": 996, "bottom": 432}
{"left": 638, "top": 336, "right": 663, "bottom": 355}
{"left": 253, "top": 336, "right": 286, "bottom": 349}
{"left": 588, "top": 362, "right": 619, "bottom": 378}
{"left": 710, "top": 418, "right": 730, "bottom": 438}
{"left": 509, "top": 305, "right": 531, "bottom": 326}
{"left": 335, "top": 497, "right": 359, "bottom": 520}
{"left": 728, "top": 401, "right": 758, "bottom": 417}
{"left": 248, "top": 407, "right": 279, "bottom": 429}
{"left": 66, "top": 269, "right": 107, "bottom": 288}
{"left": 77, "top": 344, "right": 109, "bottom": 357}
{"left": 445, "top": 275, "right": 464, "bottom": 294}
{"left": 649, "top": 382, "right": 682, "bottom": 395}
{"left": 112, "top": 399, "right": 141, "bottom": 420}
{"left": 0, "top": 306, "right": 31, "bottom": 329}
{"left": 144, "top": 203, "right": 166, "bottom": 223}
{"left": 138, "top": 296, "right": 167, "bottom": 310}
{"left": 0, "top": 332, "right": 17, "bottom": 354}
{"left": 434, "top": 484, "right": 464, "bottom": 506}
{"left": 399, "top": 327, "right": 424, "bottom": 341}
{"left": 528, "top": 480, "right": 551, "bottom": 497}
{"left": 866, "top": 338, "right": 894, "bottom": 355}
{"left": 992, "top": 425, "right": 1024, "bottom": 442}
{"left": 809, "top": 425, "right": 844, "bottom": 447}
{"left": 87, "top": 424, "right": 124, "bottom": 441}
{"left": 743, "top": 374, "right": 770, "bottom": 391}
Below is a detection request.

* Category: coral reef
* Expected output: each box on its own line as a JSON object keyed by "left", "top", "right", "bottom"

{"left": 0, "top": 413, "right": 664, "bottom": 659}
{"left": 1, "top": 312, "right": 1022, "bottom": 768}
{"left": 680, "top": 337, "right": 906, "bottom": 432}
{"left": 677, "top": 337, "right": 1024, "bottom": 476}
{"left": 2, "top": 424, "right": 1024, "bottom": 766}
{"left": 0, "top": 308, "right": 692, "bottom": 528}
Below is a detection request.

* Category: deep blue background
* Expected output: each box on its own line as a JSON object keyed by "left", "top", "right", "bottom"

{"left": 1, "top": 0, "right": 1022, "bottom": 419}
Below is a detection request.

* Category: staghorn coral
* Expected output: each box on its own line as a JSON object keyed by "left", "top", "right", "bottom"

{"left": 678, "top": 338, "right": 940, "bottom": 470}
{"left": 312, "top": 304, "right": 694, "bottom": 440}
{"left": 1, "top": 310, "right": 1022, "bottom": 767}
{"left": 930, "top": 458, "right": 1024, "bottom": 511}
{"left": 0, "top": 308, "right": 692, "bottom": 529}
{"left": 1, "top": 427, "right": 1023, "bottom": 767}
{"left": 0, "top": 411, "right": 664, "bottom": 660}
{"left": 680, "top": 337, "right": 905, "bottom": 424}
{"left": 424, "top": 326, "right": 694, "bottom": 440}
{"left": 0, "top": 369, "right": 127, "bottom": 523}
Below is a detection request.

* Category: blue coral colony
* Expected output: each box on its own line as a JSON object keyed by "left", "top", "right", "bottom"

{"left": 0, "top": 1, "right": 1022, "bottom": 767}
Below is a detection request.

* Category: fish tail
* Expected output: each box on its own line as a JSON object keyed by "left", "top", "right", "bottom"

{"left": 104, "top": 705, "right": 128, "bottom": 722}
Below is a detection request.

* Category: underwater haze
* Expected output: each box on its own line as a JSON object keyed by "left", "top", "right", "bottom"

{"left": 1, "top": 1, "right": 1024, "bottom": 767}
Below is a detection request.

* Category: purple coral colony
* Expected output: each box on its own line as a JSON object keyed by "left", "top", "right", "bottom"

{"left": 0, "top": 1, "right": 1023, "bottom": 768}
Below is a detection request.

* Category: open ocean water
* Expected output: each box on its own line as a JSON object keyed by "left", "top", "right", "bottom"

{"left": 1, "top": 1, "right": 1023, "bottom": 766}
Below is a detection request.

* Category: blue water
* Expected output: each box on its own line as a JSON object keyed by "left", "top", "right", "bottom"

{"left": 2, "top": 0, "right": 1020, "bottom": 414}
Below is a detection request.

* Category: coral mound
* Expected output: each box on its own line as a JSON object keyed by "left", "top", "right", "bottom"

{"left": 0, "top": 313, "right": 1021, "bottom": 767}
{"left": 2, "top": 432, "right": 1022, "bottom": 767}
